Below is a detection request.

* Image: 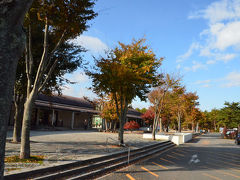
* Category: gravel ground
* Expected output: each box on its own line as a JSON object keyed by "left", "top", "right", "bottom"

{"left": 5, "top": 130, "right": 158, "bottom": 175}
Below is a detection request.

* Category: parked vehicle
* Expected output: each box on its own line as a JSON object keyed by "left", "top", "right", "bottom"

{"left": 223, "top": 129, "right": 237, "bottom": 139}
{"left": 139, "top": 127, "right": 152, "bottom": 132}
{"left": 235, "top": 133, "right": 240, "bottom": 145}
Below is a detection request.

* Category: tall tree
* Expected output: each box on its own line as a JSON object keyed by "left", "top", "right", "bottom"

{"left": 185, "top": 107, "right": 202, "bottom": 132}
{"left": 170, "top": 86, "right": 186, "bottom": 133}
{"left": 184, "top": 92, "right": 199, "bottom": 131}
{"left": 148, "top": 74, "right": 180, "bottom": 139}
{"left": 202, "top": 102, "right": 240, "bottom": 131}
{"left": 219, "top": 102, "right": 240, "bottom": 128}
{"left": 100, "top": 94, "right": 119, "bottom": 131}
{"left": 87, "top": 38, "right": 162, "bottom": 145}
{"left": 12, "top": 58, "right": 27, "bottom": 143}
{"left": 0, "top": 0, "right": 34, "bottom": 177}
{"left": 20, "top": 0, "right": 97, "bottom": 159}
{"left": 12, "top": 41, "right": 83, "bottom": 143}
{"left": 160, "top": 93, "right": 174, "bottom": 132}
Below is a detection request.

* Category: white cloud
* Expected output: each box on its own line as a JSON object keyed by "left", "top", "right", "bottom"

{"left": 206, "top": 60, "right": 216, "bottom": 64}
{"left": 78, "top": 87, "right": 97, "bottom": 99}
{"left": 197, "top": 22, "right": 240, "bottom": 57}
{"left": 189, "top": 0, "right": 240, "bottom": 23}
{"left": 184, "top": 61, "right": 207, "bottom": 72}
{"left": 216, "top": 53, "right": 237, "bottom": 62}
{"left": 62, "top": 84, "right": 97, "bottom": 99}
{"left": 192, "top": 0, "right": 240, "bottom": 51}
{"left": 222, "top": 71, "right": 240, "bottom": 87}
{"left": 62, "top": 71, "right": 97, "bottom": 98}
{"left": 178, "top": 0, "right": 240, "bottom": 67}
{"left": 62, "top": 85, "right": 75, "bottom": 96}
{"left": 194, "top": 80, "right": 211, "bottom": 85}
{"left": 202, "top": 84, "right": 211, "bottom": 88}
{"left": 176, "top": 64, "right": 181, "bottom": 69}
{"left": 204, "top": 53, "right": 237, "bottom": 64}
{"left": 194, "top": 79, "right": 211, "bottom": 88}
{"left": 71, "top": 35, "right": 108, "bottom": 54}
{"left": 214, "top": 21, "right": 240, "bottom": 50}
{"left": 176, "top": 42, "right": 200, "bottom": 62}
{"left": 71, "top": 72, "right": 89, "bottom": 83}
{"left": 192, "top": 71, "right": 240, "bottom": 88}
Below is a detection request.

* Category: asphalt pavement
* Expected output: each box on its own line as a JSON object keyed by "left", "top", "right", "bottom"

{"left": 5, "top": 130, "right": 159, "bottom": 175}
{"left": 99, "top": 133, "right": 240, "bottom": 180}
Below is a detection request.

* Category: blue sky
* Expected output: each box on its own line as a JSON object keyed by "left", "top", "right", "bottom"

{"left": 63, "top": 0, "right": 240, "bottom": 111}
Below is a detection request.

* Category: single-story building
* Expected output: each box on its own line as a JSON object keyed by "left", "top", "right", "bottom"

{"left": 9, "top": 94, "right": 143, "bottom": 130}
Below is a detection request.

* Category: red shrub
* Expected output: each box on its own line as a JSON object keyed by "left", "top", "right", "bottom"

{"left": 124, "top": 121, "right": 140, "bottom": 130}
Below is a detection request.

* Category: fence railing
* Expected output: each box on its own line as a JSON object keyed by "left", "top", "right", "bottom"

{"left": 105, "top": 137, "right": 130, "bottom": 164}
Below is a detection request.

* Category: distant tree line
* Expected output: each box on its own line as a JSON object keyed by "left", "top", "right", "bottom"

{"left": 203, "top": 102, "right": 240, "bottom": 130}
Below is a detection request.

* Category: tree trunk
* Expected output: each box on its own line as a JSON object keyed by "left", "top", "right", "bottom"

{"left": 196, "top": 122, "right": 199, "bottom": 133}
{"left": 118, "top": 98, "right": 128, "bottom": 145}
{"left": 19, "top": 17, "right": 50, "bottom": 159}
{"left": 114, "top": 121, "right": 117, "bottom": 131}
{"left": 166, "top": 119, "right": 169, "bottom": 132}
{"left": 0, "top": 0, "right": 34, "bottom": 177}
{"left": 159, "top": 117, "right": 163, "bottom": 133}
{"left": 152, "top": 104, "right": 159, "bottom": 140}
{"left": 20, "top": 91, "right": 37, "bottom": 159}
{"left": 152, "top": 116, "right": 157, "bottom": 140}
{"left": 109, "top": 121, "right": 112, "bottom": 130}
{"left": 214, "top": 120, "right": 217, "bottom": 131}
{"left": 118, "top": 112, "right": 126, "bottom": 145}
{"left": 12, "top": 96, "right": 25, "bottom": 142}
{"left": 105, "top": 119, "right": 108, "bottom": 131}
{"left": 192, "top": 121, "right": 195, "bottom": 132}
{"left": 178, "top": 112, "right": 181, "bottom": 133}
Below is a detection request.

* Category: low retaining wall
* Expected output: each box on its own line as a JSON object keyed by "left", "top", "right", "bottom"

{"left": 143, "top": 133, "right": 192, "bottom": 145}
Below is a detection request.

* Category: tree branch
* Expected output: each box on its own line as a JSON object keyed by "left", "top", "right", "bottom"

{"left": 28, "top": 24, "right": 33, "bottom": 88}
{"left": 32, "top": 17, "right": 49, "bottom": 92}
{"left": 38, "top": 57, "right": 58, "bottom": 93}
{"left": 38, "top": 30, "right": 66, "bottom": 92}
{"left": 25, "top": 24, "right": 34, "bottom": 97}
{"left": 25, "top": 38, "right": 31, "bottom": 97}
{"left": 44, "top": 30, "right": 66, "bottom": 72}
{"left": 113, "top": 93, "right": 120, "bottom": 119}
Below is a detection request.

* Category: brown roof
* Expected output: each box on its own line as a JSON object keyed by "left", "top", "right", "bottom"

{"left": 35, "top": 94, "right": 98, "bottom": 113}
{"left": 35, "top": 94, "right": 142, "bottom": 119}
{"left": 37, "top": 94, "right": 93, "bottom": 108}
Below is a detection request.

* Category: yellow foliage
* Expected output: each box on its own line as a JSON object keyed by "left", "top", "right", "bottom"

{"left": 5, "top": 155, "right": 44, "bottom": 164}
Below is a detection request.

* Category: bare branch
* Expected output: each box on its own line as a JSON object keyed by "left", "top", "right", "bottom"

{"left": 38, "top": 58, "right": 58, "bottom": 93}
{"left": 43, "top": 30, "right": 66, "bottom": 72}
{"left": 32, "top": 17, "right": 49, "bottom": 92}
{"left": 38, "top": 31, "right": 66, "bottom": 92}
{"left": 25, "top": 38, "right": 32, "bottom": 97}
{"left": 28, "top": 24, "right": 33, "bottom": 86}
{"left": 25, "top": 24, "right": 34, "bottom": 97}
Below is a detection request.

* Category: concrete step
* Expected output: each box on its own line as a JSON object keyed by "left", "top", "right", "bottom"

{"left": 68, "top": 143, "right": 175, "bottom": 180}
{"left": 4, "top": 141, "right": 175, "bottom": 180}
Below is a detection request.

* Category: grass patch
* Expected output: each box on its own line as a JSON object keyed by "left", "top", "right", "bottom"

{"left": 6, "top": 168, "right": 20, "bottom": 172}
{"left": 5, "top": 155, "right": 44, "bottom": 164}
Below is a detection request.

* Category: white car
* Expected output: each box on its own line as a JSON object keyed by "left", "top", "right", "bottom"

{"left": 139, "top": 127, "right": 152, "bottom": 132}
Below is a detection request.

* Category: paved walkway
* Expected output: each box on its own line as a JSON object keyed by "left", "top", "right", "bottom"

{"left": 5, "top": 130, "right": 158, "bottom": 175}
{"left": 100, "top": 133, "right": 240, "bottom": 180}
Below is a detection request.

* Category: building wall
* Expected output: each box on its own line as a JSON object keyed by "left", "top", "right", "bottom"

{"left": 51, "top": 110, "right": 93, "bottom": 129}
{"left": 9, "top": 103, "right": 143, "bottom": 129}
{"left": 74, "top": 112, "right": 92, "bottom": 129}
{"left": 58, "top": 110, "right": 72, "bottom": 128}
